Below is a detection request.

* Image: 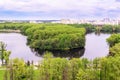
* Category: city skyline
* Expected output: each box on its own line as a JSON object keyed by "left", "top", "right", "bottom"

{"left": 0, "top": 0, "right": 120, "bottom": 20}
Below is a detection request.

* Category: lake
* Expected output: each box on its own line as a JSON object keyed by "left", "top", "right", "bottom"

{"left": 0, "top": 33, "right": 42, "bottom": 63}
{"left": 82, "top": 32, "right": 110, "bottom": 60}
{"left": 0, "top": 32, "right": 111, "bottom": 62}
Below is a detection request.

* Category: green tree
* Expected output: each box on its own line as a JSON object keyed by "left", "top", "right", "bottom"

{"left": 109, "top": 43, "right": 120, "bottom": 56}
{"left": 107, "top": 34, "right": 120, "bottom": 47}
{"left": 3, "top": 50, "right": 11, "bottom": 65}
{"left": 0, "top": 41, "right": 7, "bottom": 65}
{"left": 3, "top": 51, "right": 11, "bottom": 80}
{"left": 10, "top": 58, "right": 34, "bottom": 80}
{"left": 39, "top": 53, "right": 71, "bottom": 80}
{"left": 69, "top": 58, "right": 83, "bottom": 80}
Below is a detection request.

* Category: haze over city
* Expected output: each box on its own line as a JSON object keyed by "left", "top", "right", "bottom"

{"left": 0, "top": 0, "right": 120, "bottom": 20}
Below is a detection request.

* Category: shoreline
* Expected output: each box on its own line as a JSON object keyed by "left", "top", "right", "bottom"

{"left": 0, "top": 29, "right": 21, "bottom": 33}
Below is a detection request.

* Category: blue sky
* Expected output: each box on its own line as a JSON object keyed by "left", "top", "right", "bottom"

{"left": 0, "top": 0, "right": 120, "bottom": 20}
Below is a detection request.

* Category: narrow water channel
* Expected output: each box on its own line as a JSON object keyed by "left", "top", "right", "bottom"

{"left": 0, "top": 32, "right": 111, "bottom": 62}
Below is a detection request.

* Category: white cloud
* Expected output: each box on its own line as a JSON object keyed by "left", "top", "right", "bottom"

{"left": 0, "top": 0, "right": 119, "bottom": 12}
{"left": 0, "top": 0, "right": 120, "bottom": 19}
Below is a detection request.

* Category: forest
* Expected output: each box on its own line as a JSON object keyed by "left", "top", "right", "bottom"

{"left": 0, "top": 23, "right": 86, "bottom": 50}
{"left": 0, "top": 23, "right": 120, "bottom": 80}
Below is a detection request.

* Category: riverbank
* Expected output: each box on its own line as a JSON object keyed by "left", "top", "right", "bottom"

{"left": 0, "top": 29, "right": 21, "bottom": 33}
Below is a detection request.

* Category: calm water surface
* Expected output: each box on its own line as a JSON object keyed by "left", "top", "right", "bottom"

{"left": 0, "top": 33, "right": 42, "bottom": 63}
{"left": 0, "top": 32, "right": 111, "bottom": 62}
{"left": 82, "top": 33, "right": 111, "bottom": 60}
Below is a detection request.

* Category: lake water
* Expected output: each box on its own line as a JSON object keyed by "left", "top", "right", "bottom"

{"left": 0, "top": 32, "right": 111, "bottom": 62}
{"left": 0, "top": 33, "right": 42, "bottom": 63}
{"left": 82, "top": 33, "right": 111, "bottom": 60}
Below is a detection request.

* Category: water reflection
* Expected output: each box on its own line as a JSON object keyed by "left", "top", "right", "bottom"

{"left": 33, "top": 48, "right": 85, "bottom": 59}
{"left": 95, "top": 31, "right": 101, "bottom": 36}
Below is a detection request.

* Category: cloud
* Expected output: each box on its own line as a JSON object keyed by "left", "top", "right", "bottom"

{"left": 0, "top": 0, "right": 120, "bottom": 19}
{"left": 0, "top": 0, "right": 110, "bottom": 12}
{"left": 116, "top": 0, "right": 120, "bottom": 2}
{"left": 0, "top": 0, "right": 52, "bottom": 12}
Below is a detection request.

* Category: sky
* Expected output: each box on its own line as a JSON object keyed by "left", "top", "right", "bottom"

{"left": 0, "top": 0, "right": 120, "bottom": 20}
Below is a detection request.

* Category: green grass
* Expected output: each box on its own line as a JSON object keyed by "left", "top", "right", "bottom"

{"left": 0, "top": 66, "right": 6, "bottom": 80}
{"left": 0, "top": 70, "right": 5, "bottom": 80}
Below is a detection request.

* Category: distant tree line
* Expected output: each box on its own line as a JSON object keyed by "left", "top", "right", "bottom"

{"left": 70, "top": 24, "right": 120, "bottom": 33}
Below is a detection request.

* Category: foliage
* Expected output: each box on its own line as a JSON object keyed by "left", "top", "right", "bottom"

{"left": 0, "top": 23, "right": 86, "bottom": 50}
{"left": 0, "top": 41, "right": 9, "bottom": 65}
{"left": 69, "top": 24, "right": 96, "bottom": 32}
{"left": 1, "top": 56, "right": 120, "bottom": 80}
{"left": 1, "top": 23, "right": 120, "bottom": 80}
{"left": 39, "top": 57, "right": 71, "bottom": 80}
{"left": 38, "top": 53, "right": 101, "bottom": 80}
{"left": 69, "top": 58, "right": 85, "bottom": 80}
{"left": 107, "top": 33, "right": 120, "bottom": 47}
{"left": 25, "top": 24, "right": 86, "bottom": 50}
{"left": 3, "top": 51, "right": 11, "bottom": 65}
{"left": 100, "top": 56, "right": 120, "bottom": 80}
{"left": 101, "top": 25, "right": 120, "bottom": 33}
{"left": 43, "top": 51, "right": 53, "bottom": 59}
{"left": 109, "top": 43, "right": 120, "bottom": 56}
{"left": 9, "top": 58, "right": 34, "bottom": 80}
{"left": 101, "top": 25, "right": 113, "bottom": 32}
